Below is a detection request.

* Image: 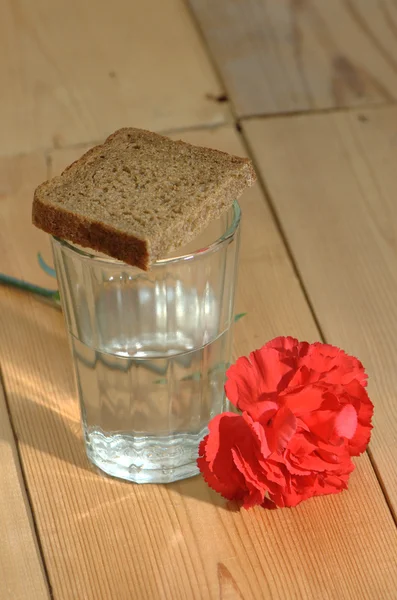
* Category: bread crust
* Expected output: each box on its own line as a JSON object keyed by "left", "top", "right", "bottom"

{"left": 33, "top": 193, "right": 150, "bottom": 270}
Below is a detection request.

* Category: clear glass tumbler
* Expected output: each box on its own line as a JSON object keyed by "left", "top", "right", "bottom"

{"left": 52, "top": 201, "right": 241, "bottom": 483}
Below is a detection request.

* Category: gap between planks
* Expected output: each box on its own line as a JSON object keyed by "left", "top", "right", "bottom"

{"left": 238, "top": 115, "right": 397, "bottom": 527}
{"left": 0, "top": 367, "right": 52, "bottom": 600}
{"left": 242, "top": 104, "right": 397, "bottom": 523}
{"left": 1, "top": 126, "right": 397, "bottom": 599}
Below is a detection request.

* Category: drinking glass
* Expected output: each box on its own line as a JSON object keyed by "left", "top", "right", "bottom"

{"left": 52, "top": 201, "right": 241, "bottom": 483}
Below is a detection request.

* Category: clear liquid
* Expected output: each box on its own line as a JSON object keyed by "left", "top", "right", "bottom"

{"left": 72, "top": 329, "right": 230, "bottom": 483}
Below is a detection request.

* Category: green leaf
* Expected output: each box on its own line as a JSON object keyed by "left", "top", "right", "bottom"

{"left": 181, "top": 372, "right": 202, "bottom": 382}
{"left": 52, "top": 290, "right": 61, "bottom": 306}
{"left": 234, "top": 312, "right": 247, "bottom": 323}
{"left": 210, "top": 361, "right": 231, "bottom": 374}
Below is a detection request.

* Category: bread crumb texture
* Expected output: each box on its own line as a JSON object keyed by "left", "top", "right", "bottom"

{"left": 33, "top": 128, "right": 256, "bottom": 270}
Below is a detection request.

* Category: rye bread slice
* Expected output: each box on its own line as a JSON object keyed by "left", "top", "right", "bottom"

{"left": 33, "top": 127, "right": 256, "bottom": 270}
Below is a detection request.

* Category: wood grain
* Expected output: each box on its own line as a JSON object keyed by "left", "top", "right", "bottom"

{"left": 0, "top": 0, "right": 229, "bottom": 157}
{"left": 243, "top": 105, "right": 397, "bottom": 519}
{"left": 188, "top": 0, "right": 397, "bottom": 116}
{"left": 0, "top": 380, "right": 50, "bottom": 599}
{"left": 0, "top": 153, "right": 53, "bottom": 286}
{"left": 1, "top": 128, "right": 397, "bottom": 599}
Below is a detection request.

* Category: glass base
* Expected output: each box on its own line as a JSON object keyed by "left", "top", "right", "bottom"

{"left": 85, "top": 427, "right": 205, "bottom": 483}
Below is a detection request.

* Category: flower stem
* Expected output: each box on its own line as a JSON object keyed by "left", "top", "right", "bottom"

{"left": 0, "top": 273, "right": 61, "bottom": 307}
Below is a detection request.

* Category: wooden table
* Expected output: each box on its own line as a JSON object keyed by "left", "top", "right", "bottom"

{"left": 1, "top": 1, "right": 397, "bottom": 598}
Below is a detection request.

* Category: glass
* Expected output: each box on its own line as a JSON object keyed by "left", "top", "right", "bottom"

{"left": 52, "top": 201, "right": 241, "bottom": 483}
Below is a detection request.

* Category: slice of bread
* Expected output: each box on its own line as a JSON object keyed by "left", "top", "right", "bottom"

{"left": 33, "top": 127, "right": 256, "bottom": 270}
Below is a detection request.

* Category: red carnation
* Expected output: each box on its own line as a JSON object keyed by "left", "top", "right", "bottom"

{"left": 198, "top": 337, "right": 373, "bottom": 509}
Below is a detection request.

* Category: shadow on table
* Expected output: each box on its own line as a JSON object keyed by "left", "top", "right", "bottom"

{"left": 168, "top": 476, "right": 239, "bottom": 511}
{"left": 6, "top": 393, "right": 90, "bottom": 472}
{"left": 0, "top": 293, "right": 233, "bottom": 509}
{"left": 4, "top": 390, "right": 234, "bottom": 509}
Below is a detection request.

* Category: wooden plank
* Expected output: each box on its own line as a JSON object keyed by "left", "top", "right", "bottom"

{"left": 0, "top": 152, "right": 51, "bottom": 598}
{"left": 0, "top": 380, "right": 50, "bottom": 599}
{"left": 0, "top": 154, "right": 53, "bottom": 286}
{"left": 0, "top": 0, "right": 228, "bottom": 157}
{"left": 188, "top": 0, "right": 397, "bottom": 116}
{"left": 243, "top": 104, "right": 397, "bottom": 518}
{"left": 1, "top": 130, "right": 397, "bottom": 599}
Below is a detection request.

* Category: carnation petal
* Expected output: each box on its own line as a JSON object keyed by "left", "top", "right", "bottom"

{"left": 204, "top": 413, "right": 235, "bottom": 467}
{"left": 266, "top": 336, "right": 309, "bottom": 359}
{"left": 249, "top": 347, "right": 293, "bottom": 394}
{"left": 231, "top": 447, "right": 267, "bottom": 508}
{"left": 349, "top": 425, "right": 373, "bottom": 456}
{"left": 335, "top": 404, "right": 358, "bottom": 439}
{"left": 197, "top": 453, "right": 242, "bottom": 500}
{"left": 200, "top": 337, "right": 372, "bottom": 510}
{"left": 302, "top": 343, "right": 367, "bottom": 387}
{"left": 266, "top": 407, "right": 297, "bottom": 453}
{"left": 284, "top": 385, "right": 325, "bottom": 415}
{"left": 225, "top": 357, "right": 258, "bottom": 409}
{"left": 243, "top": 413, "right": 271, "bottom": 458}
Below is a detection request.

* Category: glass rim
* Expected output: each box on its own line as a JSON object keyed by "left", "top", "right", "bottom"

{"left": 52, "top": 200, "right": 241, "bottom": 267}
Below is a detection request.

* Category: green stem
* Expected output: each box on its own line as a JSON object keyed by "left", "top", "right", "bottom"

{"left": 0, "top": 273, "right": 60, "bottom": 306}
